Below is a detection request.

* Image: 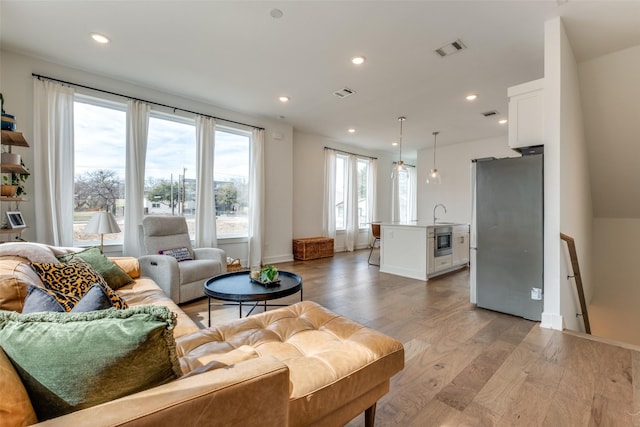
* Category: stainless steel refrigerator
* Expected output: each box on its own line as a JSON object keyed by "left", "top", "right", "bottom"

{"left": 470, "top": 152, "right": 543, "bottom": 321}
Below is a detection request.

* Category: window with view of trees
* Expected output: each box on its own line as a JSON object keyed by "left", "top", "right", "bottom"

{"left": 334, "top": 154, "right": 371, "bottom": 231}
{"left": 73, "top": 98, "right": 126, "bottom": 246}
{"left": 73, "top": 95, "right": 250, "bottom": 246}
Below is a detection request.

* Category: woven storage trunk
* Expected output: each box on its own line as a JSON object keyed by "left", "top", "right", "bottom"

{"left": 293, "top": 237, "right": 334, "bottom": 260}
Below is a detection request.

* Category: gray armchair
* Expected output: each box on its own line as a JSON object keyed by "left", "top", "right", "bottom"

{"left": 138, "top": 216, "right": 226, "bottom": 304}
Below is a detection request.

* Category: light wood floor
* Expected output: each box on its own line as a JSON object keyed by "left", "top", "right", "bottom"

{"left": 181, "top": 250, "right": 640, "bottom": 427}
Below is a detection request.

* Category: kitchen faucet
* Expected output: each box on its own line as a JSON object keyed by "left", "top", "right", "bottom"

{"left": 433, "top": 203, "right": 447, "bottom": 224}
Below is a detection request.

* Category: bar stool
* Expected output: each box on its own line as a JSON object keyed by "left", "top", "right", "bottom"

{"left": 368, "top": 223, "right": 381, "bottom": 266}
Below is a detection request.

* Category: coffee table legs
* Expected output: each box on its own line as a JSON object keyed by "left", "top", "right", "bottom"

{"left": 207, "top": 290, "right": 303, "bottom": 326}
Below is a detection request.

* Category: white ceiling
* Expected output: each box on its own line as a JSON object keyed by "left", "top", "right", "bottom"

{"left": 1, "top": 1, "right": 640, "bottom": 158}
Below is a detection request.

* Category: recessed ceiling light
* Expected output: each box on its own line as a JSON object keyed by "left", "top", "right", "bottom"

{"left": 90, "top": 33, "right": 110, "bottom": 44}
{"left": 279, "top": 96, "right": 290, "bottom": 103}
{"left": 348, "top": 128, "right": 356, "bottom": 133}
{"left": 465, "top": 94, "right": 478, "bottom": 101}
{"left": 270, "top": 8, "right": 283, "bottom": 19}
{"left": 392, "top": 142, "right": 398, "bottom": 146}
{"left": 351, "top": 56, "right": 366, "bottom": 65}
{"left": 498, "top": 119, "right": 508, "bottom": 125}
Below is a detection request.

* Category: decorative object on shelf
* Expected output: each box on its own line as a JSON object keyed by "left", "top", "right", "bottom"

{"left": 0, "top": 184, "right": 18, "bottom": 198}
{"left": 391, "top": 116, "right": 406, "bottom": 179}
{"left": 251, "top": 264, "right": 280, "bottom": 287}
{"left": 2, "top": 159, "right": 30, "bottom": 197}
{"left": 1, "top": 151, "right": 20, "bottom": 165}
{"left": 0, "top": 93, "right": 17, "bottom": 131}
{"left": 84, "top": 211, "right": 121, "bottom": 252}
{"left": 427, "top": 131, "right": 442, "bottom": 184}
{"left": 6, "top": 211, "right": 26, "bottom": 229}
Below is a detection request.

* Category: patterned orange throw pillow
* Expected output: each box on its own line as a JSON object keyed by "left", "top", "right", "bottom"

{"left": 30, "top": 259, "right": 127, "bottom": 311}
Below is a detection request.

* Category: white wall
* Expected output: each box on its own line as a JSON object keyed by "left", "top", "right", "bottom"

{"left": 292, "top": 130, "right": 397, "bottom": 251}
{"left": 416, "top": 135, "right": 516, "bottom": 225}
{"left": 579, "top": 44, "right": 640, "bottom": 343}
{"left": 540, "top": 18, "right": 564, "bottom": 331}
{"left": 557, "top": 20, "right": 593, "bottom": 333}
{"left": 0, "top": 50, "right": 294, "bottom": 264}
{"left": 542, "top": 17, "right": 595, "bottom": 332}
{"left": 590, "top": 219, "right": 640, "bottom": 344}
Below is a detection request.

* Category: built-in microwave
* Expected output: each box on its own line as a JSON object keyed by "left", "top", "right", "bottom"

{"left": 435, "top": 226, "right": 453, "bottom": 257}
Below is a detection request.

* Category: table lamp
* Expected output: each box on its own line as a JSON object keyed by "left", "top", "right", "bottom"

{"left": 84, "top": 211, "right": 121, "bottom": 252}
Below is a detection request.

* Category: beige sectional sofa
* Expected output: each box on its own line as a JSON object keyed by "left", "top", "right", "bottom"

{"left": 0, "top": 243, "right": 404, "bottom": 427}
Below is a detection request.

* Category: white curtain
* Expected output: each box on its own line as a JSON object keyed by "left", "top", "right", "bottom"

{"left": 368, "top": 158, "right": 378, "bottom": 245}
{"left": 123, "top": 100, "right": 150, "bottom": 256}
{"left": 247, "top": 129, "right": 265, "bottom": 268}
{"left": 368, "top": 158, "right": 378, "bottom": 222}
{"left": 322, "top": 149, "right": 336, "bottom": 238}
{"left": 33, "top": 79, "right": 75, "bottom": 246}
{"left": 391, "top": 163, "right": 400, "bottom": 223}
{"left": 407, "top": 166, "right": 417, "bottom": 222}
{"left": 344, "top": 155, "right": 358, "bottom": 251}
{"left": 195, "top": 116, "right": 217, "bottom": 248}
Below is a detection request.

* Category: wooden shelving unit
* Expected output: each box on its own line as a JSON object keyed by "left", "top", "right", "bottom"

{"left": 1, "top": 130, "right": 29, "bottom": 147}
{"left": 1, "top": 129, "right": 30, "bottom": 241}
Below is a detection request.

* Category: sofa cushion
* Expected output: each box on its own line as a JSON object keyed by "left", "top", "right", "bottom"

{"left": 21, "top": 285, "right": 65, "bottom": 313}
{"left": 109, "top": 256, "right": 141, "bottom": 279}
{"left": 176, "top": 301, "right": 405, "bottom": 427}
{"left": 71, "top": 284, "right": 114, "bottom": 312}
{"left": 0, "top": 305, "right": 182, "bottom": 421}
{"left": 22, "top": 284, "right": 114, "bottom": 314}
{"left": 0, "top": 242, "right": 60, "bottom": 264}
{"left": 178, "top": 259, "right": 220, "bottom": 285}
{"left": 0, "top": 347, "right": 37, "bottom": 426}
{"left": 30, "top": 259, "right": 127, "bottom": 311}
{"left": 58, "top": 247, "right": 134, "bottom": 290}
{"left": 0, "top": 256, "right": 44, "bottom": 312}
{"left": 117, "top": 277, "right": 200, "bottom": 339}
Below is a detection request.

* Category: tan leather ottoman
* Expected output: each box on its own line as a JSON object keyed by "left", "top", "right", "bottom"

{"left": 177, "top": 301, "right": 404, "bottom": 427}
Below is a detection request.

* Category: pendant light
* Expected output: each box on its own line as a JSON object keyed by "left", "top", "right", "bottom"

{"left": 391, "top": 116, "right": 406, "bottom": 179}
{"left": 427, "top": 131, "right": 441, "bottom": 184}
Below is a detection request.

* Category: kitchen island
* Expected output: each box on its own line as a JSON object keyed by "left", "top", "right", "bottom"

{"left": 379, "top": 222, "right": 469, "bottom": 281}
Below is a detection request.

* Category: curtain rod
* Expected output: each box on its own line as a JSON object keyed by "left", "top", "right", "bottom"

{"left": 32, "top": 73, "right": 265, "bottom": 131}
{"left": 324, "top": 146, "right": 378, "bottom": 160}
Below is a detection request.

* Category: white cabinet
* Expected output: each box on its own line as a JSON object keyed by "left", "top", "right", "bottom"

{"left": 452, "top": 227, "right": 469, "bottom": 267}
{"left": 508, "top": 78, "right": 544, "bottom": 149}
{"left": 433, "top": 254, "right": 453, "bottom": 273}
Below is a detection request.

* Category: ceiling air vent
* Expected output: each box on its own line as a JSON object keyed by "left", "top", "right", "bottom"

{"left": 482, "top": 110, "right": 499, "bottom": 117}
{"left": 333, "top": 87, "right": 356, "bottom": 98}
{"left": 434, "top": 39, "right": 467, "bottom": 57}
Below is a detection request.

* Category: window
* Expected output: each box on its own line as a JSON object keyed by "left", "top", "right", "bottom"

{"left": 73, "top": 97, "right": 126, "bottom": 246}
{"left": 73, "top": 94, "right": 251, "bottom": 246}
{"left": 214, "top": 128, "right": 250, "bottom": 238}
{"left": 334, "top": 154, "right": 372, "bottom": 231}
{"left": 144, "top": 113, "right": 196, "bottom": 225}
{"left": 395, "top": 165, "right": 416, "bottom": 223}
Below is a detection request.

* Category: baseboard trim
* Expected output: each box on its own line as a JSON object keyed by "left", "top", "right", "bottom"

{"left": 541, "top": 312, "right": 563, "bottom": 330}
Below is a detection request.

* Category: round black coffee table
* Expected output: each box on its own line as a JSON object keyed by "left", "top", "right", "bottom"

{"left": 204, "top": 270, "right": 303, "bottom": 326}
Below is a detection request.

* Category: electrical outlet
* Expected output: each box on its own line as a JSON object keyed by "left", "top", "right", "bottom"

{"left": 531, "top": 288, "right": 542, "bottom": 300}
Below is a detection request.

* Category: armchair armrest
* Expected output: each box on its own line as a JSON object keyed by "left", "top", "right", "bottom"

{"left": 34, "top": 357, "right": 290, "bottom": 427}
{"left": 193, "top": 247, "right": 227, "bottom": 272}
{"left": 138, "top": 255, "right": 180, "bottom": 302}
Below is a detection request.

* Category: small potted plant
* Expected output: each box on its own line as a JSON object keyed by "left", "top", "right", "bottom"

{"left": 1, "top": 175, "right": 17, "bottom": 197}
{"left": 1, "top": 160, "right": 29, "bottom": 198}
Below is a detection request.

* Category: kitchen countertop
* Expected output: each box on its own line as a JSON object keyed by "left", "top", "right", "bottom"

{"left": 380, "top": 221, "right": 468, "bottom": 228}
